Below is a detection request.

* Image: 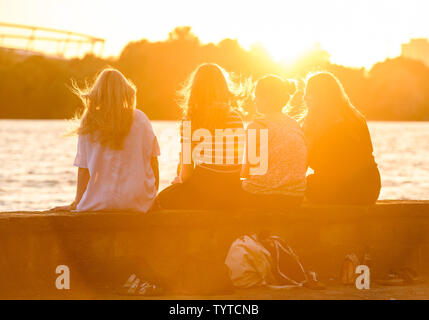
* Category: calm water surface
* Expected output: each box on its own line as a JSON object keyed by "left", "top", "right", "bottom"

{"left": 0, "top": 120, "right": 428, "bottom": 211}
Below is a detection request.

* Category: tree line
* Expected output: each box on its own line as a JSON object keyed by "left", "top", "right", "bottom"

{"left": 1, "top": 26, "right": 428, "bottom": 121}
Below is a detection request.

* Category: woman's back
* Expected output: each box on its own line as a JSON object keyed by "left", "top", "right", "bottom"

{"left": 155, "top": 63, "right": 245, "bottom": 210}
{"left": 243, "top": 115, "right": 307, "bottom": 196}
{"left": 308, "top": 117, "right": 377, "bottom": 179}
{"left": 303, "top": 72, "right": 381, "bottom": 204}
{"left": 74, "top": 109, "right": 160, "bottom": 212}
{"left": 189, "top": 109, "right": 244, "bottom": 174}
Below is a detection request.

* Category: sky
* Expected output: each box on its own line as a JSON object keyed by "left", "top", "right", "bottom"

{"left": 0, "top": 0, "right": 427, "bottom": 68}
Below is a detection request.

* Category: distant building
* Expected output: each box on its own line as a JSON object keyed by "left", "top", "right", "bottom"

{"left": 401, "top": 38, "right": 429, "bottom": 67}
{"left": 0, "top": 22, "right": 104, "bottom": 59}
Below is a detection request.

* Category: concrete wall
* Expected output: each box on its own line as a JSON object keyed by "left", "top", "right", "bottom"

{"left": 0, "top": 200, "right": 428, "bottom": 298}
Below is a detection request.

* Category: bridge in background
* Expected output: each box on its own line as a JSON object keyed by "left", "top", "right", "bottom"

{"left": 0, "top": 22, "right": 105, "bottom": 58}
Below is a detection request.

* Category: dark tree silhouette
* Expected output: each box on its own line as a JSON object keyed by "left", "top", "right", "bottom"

{"left": 1, "top": 27, "right": 429, "bottom": 121}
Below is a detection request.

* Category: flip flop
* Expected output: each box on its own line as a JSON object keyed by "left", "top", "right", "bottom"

{"left": 303, "top": 271, "right": 326, "bottom": 290}
{"left": 137, "top": 281, "right": 164, "bottom": 296}
{"left": 117, "top": 274, "right": 140, "bottom": 295}
{"left": 392, "top": 267, "right": 424, "bottom": 285}
{"left": 375, "top": 271, "right": 406, "bottom": 286}
{"left": 127, "top": 278, "right": 141, "bottom": 295}
{"left": 123, "top": 274, "right": 137, "bottom": 288}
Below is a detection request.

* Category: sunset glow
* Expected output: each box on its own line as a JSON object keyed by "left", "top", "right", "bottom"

{"left": 0, "top": 0, "right": 427, "bottom": 68}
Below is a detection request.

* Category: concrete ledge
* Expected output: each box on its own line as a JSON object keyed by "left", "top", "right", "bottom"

{"left": 1, "top": 201, "right": 428, "bottom": 299}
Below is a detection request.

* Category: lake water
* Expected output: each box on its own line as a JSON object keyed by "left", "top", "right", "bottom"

{"left": 0, "top": 120, "right": 428, "bottom": 212}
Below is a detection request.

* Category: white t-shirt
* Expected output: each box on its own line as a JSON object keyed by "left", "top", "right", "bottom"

{"left": 73, "top": 109, "right": 160, "bottom": 212}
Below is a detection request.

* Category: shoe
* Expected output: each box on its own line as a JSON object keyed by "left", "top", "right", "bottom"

{"left": 138, "top": 281, "right": 163, "bottom": 296}
{"left": 127, "top": 278, "right": 141, "bottom": 295}
{"left": 303, "top": 271, "right": 326, "bottom": 290}
{"left": 117, "top": 274, "right": 140, "bottom": 295}
{"left": 123, "top": 274, "right": 137, "bottom": 289}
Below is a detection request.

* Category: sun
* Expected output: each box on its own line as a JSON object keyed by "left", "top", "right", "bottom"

{"left": 261, "top": 38, "right": 315, "bottom": 65}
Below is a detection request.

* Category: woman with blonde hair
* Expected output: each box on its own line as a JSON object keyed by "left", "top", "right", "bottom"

{"left": 155, "top": 63, "right": 245, "bottom": 209}
{"left": 303, "top": 72, "right": 380, "bottom": 204}
{"left": 241, "top": 75, "right": 307, "bottom": 209}
{"left": 51, "top": 68, "right": 160, "bottom": 212}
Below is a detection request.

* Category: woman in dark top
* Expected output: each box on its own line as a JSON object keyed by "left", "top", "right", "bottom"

{"left": 303, "top": 72, "right": 381, "bottom": 205}
{"left": 155, "top": 63, "right": 245, "bottom": 210}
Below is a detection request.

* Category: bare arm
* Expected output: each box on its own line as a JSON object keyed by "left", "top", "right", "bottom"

{"left": 241, "top": 122, "right": 260, "bottom": 179}
{"left": 241, "top": 144, "right": 250, "bottom": 179}
{"left": 74, "top": 167, "right": 90, "bottom": 208}
{"left": 172, "top": 140, "right": 194, "bottom": 184}
{"left": 179, "top": 134, "right": 194, "bottom": 183}
{"left": 49, "top": 167, "right": 89, "bottom": 212}
{"left": 241, "top": 125, "right": 250, "bottom": 178}
{"left": 180, "top": 163, "right": 194, "bottom": 183}
{"left": 151, "top": 156, "right": 159, "bottom": 190}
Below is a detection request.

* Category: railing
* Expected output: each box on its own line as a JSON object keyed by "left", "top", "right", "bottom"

{"left": 0, "top": 22, "right": 105, "bottom": 57}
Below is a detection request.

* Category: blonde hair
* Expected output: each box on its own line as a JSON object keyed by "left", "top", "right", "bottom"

{"left": 178, "top": 63, "right": 240, "bottom": 130}
{"left": 72, "top": 68, "right": 137, "bottom": 150}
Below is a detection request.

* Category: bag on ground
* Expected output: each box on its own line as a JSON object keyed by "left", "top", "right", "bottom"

{"left": 224, "top": 235, "right": 275, "bottom": 288}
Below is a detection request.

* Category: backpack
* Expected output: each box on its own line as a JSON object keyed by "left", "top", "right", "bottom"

{"left": 260, "top": 235, "right": 307, "bottom": 285}
{"left": 225, "top": 234, "right": 308, "bottom": 288}
{"left": 225, "top": 235, "right": 275, "bottom": 288}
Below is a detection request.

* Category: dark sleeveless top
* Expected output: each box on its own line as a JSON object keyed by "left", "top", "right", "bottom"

{"left": 308, "top": 118, "right": 379, "bottom": 181}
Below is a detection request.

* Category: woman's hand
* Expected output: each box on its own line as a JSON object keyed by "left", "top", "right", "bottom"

{"left": 48, "top": 201, "right": 76, "bottom": 212}
{"left": 171, "top": 176, "right": 182, "bottom": 185}
{"left": 49, "top": 205, "right": 72, "bottom": 212}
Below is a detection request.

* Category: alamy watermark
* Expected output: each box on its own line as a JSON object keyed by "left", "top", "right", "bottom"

{"left": 355, "top": 265, "right": 370, "bottom": 290}
{"left": 55, "top": 265, "right": 70, "bottom": 290}
{"left": 159, "top": 121, "right": 269, "bottom": 176}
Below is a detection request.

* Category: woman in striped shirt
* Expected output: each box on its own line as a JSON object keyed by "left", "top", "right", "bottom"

{"left": 155, "top": 63, "right": 245, "bottom": 209}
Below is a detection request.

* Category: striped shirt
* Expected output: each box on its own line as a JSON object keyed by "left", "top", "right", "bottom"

{"left": 181, "top": 111, "right": 245, "bottom": 173}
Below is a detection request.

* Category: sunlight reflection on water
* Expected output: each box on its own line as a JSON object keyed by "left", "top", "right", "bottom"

{"left": 0, "top": 120, "right": 428, "bottom": 211}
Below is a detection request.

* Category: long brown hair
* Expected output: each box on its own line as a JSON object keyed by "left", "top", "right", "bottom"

{"left": 179, "top": 63, "right": 238, "bottom": 130}
{"left": 303, "top": 72, "right": 366, "bottom": 143}
{"left": 72, "top": 68, "right": 136, "bottom": 150}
